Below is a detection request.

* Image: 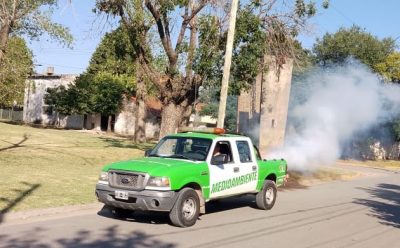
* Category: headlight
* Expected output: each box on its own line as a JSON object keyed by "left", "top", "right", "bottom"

{"left": 98, "top": 171, "right": 109, "bottom": 184}
{"left": 147, "top": 176, "right": 170, "bottom": 188}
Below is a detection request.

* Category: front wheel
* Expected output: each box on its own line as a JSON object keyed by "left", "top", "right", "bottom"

{"left": 256, "top": 180, "right": 277, "bottom": 210}
{"left": 169, "top": 188, "right": 200, "bottom": 227}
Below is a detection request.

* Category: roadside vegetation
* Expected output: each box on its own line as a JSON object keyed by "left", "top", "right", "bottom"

{"left": 285, "top": 167, "right": 360, "bottom": 189}
{"left": 338, "top": 159, "right": 400, "bottom": 170}
{"left": 0, "top": 122, "right": 152, "bottom": 212}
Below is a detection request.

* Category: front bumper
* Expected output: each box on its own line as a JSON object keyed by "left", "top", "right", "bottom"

{"left": 95, "top": 183, "right": 177, "bottom": 212}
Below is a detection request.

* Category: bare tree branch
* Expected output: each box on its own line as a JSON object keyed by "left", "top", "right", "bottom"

{"left": 175, "top": 0, "right": 207, "bottom": 51}
{"left": 144, "top": 0, "right": 176, "bottom": 67}
{"left": 175, "top": 5, "right": 188, "bottom": 52}
{"left": 185, "top": 0, "right": 197, "bottom": 81}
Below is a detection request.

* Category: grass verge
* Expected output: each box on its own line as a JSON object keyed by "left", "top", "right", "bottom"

{"left": 338, "top": 159, "right": 400, "bottom": 170}
{"left": 0, "top": 122, "right": 153, "bottom": 212}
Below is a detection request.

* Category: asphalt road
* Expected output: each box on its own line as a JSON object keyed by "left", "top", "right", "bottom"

{"left": 1, "top": 165, "right": 399, "bottom": 248}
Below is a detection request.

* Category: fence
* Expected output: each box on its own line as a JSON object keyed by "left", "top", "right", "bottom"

{"left": 0, "top": 108, "right": 24, "bottom": 122}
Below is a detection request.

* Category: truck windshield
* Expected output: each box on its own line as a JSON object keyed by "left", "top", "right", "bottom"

{"left": 149, "top": 137, "right": 212, "bottom": 161}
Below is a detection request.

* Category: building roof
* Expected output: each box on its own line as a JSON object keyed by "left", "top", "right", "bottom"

{"left": 28, "top": 74, "right": 78, "bottom": 80}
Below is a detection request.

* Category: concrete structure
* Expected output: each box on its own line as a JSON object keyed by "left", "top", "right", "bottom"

{"left": 237, "top": 55, "right": 293, "bottom": 152}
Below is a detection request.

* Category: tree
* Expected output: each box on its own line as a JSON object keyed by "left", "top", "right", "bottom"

{"left": 90, "top": 73, "right": 127, "bottom": 132}
{"left": 88, "top": 28, "right": 135, "bottom": 77}
{"left": 84, "top": 27, "right": 136, "bottom": 133}
{"left": 95, "top": 0, "right": 328, "bottom": 138}
{"left": 313, "top": 26, "right": 396, "bottom": 72}
{"left": 0, "top": 36, "right": 32, "bottom": 107}
{"left": 45, "top": 85, "right": 76, "bottom": 116}
{"left": 0, "top": 0, "right": 72, "bottom": 63}
{"left": 45, "top": 27, "right": 134, "bottom": 131}
{"left": 45, "top": 73, "right": 127, "bottom": 131}
{"left": 95, "top": 0, "right": 207, "bottom": 138}
{"left": 374, "top": 52, "right": 400, "bottom": 83}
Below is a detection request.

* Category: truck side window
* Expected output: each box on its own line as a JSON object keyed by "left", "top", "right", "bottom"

{"left": 236, "top": 141, "right": 252, "bottom": 163}
{"left": 212, "top": 141, "right": 233, "bottom": 164}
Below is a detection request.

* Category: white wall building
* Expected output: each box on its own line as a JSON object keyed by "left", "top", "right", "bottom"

{"left": 23, "top": 72, "right": 83, "bottom": 129}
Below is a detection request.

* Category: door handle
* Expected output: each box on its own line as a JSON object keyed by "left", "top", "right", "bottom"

{"left": 234, "top": 167, "right": 239, "bottom": 173}
{"left": 252, "top": 166, "right": 257, "bottom": 171}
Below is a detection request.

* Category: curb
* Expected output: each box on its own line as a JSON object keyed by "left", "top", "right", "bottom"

{"left": 1, "top": 203, "right": 103, "bottom": 224}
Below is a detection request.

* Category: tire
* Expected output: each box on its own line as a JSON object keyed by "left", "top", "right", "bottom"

{"left": 256, "top": 180, "right": 277, "bottom": 210}
{"left": 169, "top": 188, "right": 200, "bottom": 227}
{"left": 107, "top": 205, "right": 133, "bottom": 218}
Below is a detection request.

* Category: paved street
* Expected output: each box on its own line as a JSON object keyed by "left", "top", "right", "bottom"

{"left": 1, "top": 165, "right": 399, "bottom": 248}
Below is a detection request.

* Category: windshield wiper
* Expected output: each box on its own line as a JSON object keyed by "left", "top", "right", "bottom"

{"left": 165, "top": 154, "right": 197, "bottom": 161}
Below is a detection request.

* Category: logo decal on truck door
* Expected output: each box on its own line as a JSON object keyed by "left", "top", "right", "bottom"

{"left": 211, "top": 171, "right": 257, "bottom": 193}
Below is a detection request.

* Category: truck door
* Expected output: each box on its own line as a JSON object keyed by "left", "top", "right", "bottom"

{"left": 233, "top": 139, "right": 258, "bottom": 193}
{"left": 208, "top": 139, "right": 258, "bottom": 199}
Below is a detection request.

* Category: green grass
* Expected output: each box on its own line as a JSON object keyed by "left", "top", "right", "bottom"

{"left": 338, "top": 159, "right": 400, "bottom": 170}
{"left": 0, "top": 122, "right": 153, "bottom": 212}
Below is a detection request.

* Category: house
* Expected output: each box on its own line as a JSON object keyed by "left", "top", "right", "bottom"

{"left": 23, "top": 68, "right": 82, "bottom": 128}
{"left": 84, "top": 96, "right": 161, "bottom": 139}
{"left": 23, "top": 68, "right": 161, "bottom": 139}
{"left": 189, "top": 103, "right": 217, "bottom": 128}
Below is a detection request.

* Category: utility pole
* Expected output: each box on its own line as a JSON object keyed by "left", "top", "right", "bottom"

{"left": 217, "top": 0, "right": 239, "bottom": 128}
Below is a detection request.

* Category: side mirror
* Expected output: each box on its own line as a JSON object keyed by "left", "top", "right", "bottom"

{"left": 145, "top": 149, "right": 152, "bottom": 157}
{"left": 211, "top": 154, "right": 226, "bottom": 165}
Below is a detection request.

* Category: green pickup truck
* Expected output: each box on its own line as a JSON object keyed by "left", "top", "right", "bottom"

{"left": 95, "top": 128, "right": 288, "bottom": 227}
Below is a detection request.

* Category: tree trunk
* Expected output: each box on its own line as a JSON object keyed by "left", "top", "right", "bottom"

{"left": 180, "top": 104, "right": 193, "bottom": 127}
{"left": 0, "top": 23, "right": 10, "bottom": 64}
{"left": 107, "top": 115, "right": 112, "bottom": 133}
{"left": 134, "top": 98, "right": 146, "bottom": 143}
{"left": 159, "top": 102, "right": 184, "bottom": 139}
{"left": 134, "top": 58, "right": 146, "bottom": 143}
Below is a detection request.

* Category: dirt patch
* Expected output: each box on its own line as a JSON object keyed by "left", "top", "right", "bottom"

{"left": 282, "top": 166, "right": 361, "bottom": 190}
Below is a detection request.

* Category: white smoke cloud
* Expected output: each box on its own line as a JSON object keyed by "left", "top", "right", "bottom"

{"left": 267, "top": 62, "right": 400, "bottom": 170}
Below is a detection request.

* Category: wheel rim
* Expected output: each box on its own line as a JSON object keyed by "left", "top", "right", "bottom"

{"left": 265, "top": 187, "right": 274, "bottom": 204}
{"left": 182, "top": 197, "right": 197, "bottom": 220}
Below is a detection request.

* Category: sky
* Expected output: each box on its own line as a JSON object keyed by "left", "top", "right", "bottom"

{"left": 28, "top": 0, "right": 400, "bottom": 75}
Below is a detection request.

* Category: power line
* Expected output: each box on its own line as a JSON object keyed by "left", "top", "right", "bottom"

{"left": 330, "top": 3, "right": 355, "bottom": 25}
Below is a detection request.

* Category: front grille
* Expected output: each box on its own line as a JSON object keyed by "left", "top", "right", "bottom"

{"left": 109, "top": 171, "right": 147, "bottom": 190}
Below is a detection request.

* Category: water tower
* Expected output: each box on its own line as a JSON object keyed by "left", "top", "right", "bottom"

{"left": 237, "top": 55, "right": 293, "bottom": 152}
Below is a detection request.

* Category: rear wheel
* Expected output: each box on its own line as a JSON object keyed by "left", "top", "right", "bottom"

{"left": 256, "top": 180, "right": 277, "bottom": 210}
{"left": 169, "top": 188, "right": 200, "bottom": 227}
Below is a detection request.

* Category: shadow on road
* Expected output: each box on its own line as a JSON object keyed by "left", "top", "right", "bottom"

{"left": 97, "top": 196, "right": 258, "bottom": 227}
{"left": 206, "top": 195, "right": 258, "bottom": 213}
{"left": 354, "top": 183, "right": 400, "bottom": 228}
{"left": 0, "top": 134, "right": 29, "bottom": 152}
{"left": 97, "top": 206, "right": 171, "bottom": 225}
{"left": 0, "top": 182, "right": 40, "bottom": 224}
{"left": 0, "top": 225, "right": 176, "bottom": 248}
